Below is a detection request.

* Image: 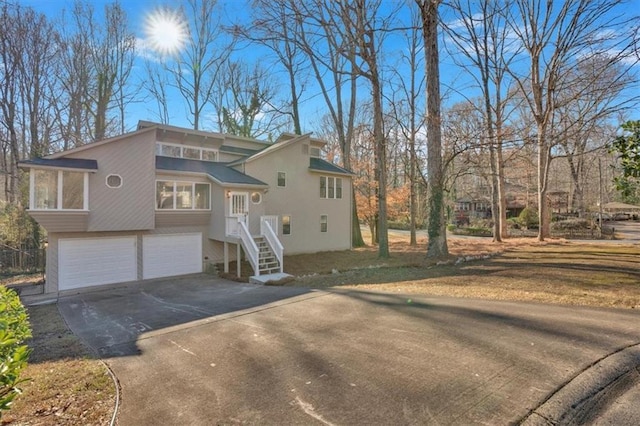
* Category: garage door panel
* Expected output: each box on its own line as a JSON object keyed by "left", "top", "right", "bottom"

{"left": 59, "top": 237, "right": 137, "bottom": 290}
{"left": 143, "top": 233, "right": 202, "bottom": 280}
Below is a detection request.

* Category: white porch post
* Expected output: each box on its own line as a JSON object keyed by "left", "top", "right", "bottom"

{"left": 236, "top": 243, "right": 241, "bottom": 277}
{"left": 223, "top": 241, "right": 229, "bottom": 273}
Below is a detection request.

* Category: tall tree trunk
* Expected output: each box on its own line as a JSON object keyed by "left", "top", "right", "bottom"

{"left": 537, "top": 132, "right": 551, "bottom": 240}
{"left": 417, "top": 0, "right": 448, "bottom": 258}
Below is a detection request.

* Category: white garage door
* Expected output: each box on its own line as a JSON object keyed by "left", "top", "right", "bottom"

{"left": 59, "top": 237, "right": 137, "bottom": 290}
{"left": 142, "top": 233, "right": 202, "bottom": 280}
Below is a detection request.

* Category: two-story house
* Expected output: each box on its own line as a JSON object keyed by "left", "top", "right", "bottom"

{"left": 19, "top": 121, "right": 353, "bottom": 295}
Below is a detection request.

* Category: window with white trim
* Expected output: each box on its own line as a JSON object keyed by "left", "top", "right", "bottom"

{"left": 320, "top": 215, "right": 328, "bottom": 232}
{"left": 277, "top": 171, "right": 286, "bottom": 187}
{"left": 30, "top": 169, "right": 88, "bottom": 210}
{"left": 320, "top": 176, "right": 343, "bottom": 199}
{"left": 156, "top": 142, "right": 218, "bottom": 162}
{"left": 156, "top": 180, "right": 210, "bottom": 210}
{"left": 282, "top": 215, "right": 291, "bottom": 235}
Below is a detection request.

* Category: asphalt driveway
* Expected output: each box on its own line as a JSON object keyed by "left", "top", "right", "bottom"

{"left": 58, "top": 275, "right": 640, "bottom": 425}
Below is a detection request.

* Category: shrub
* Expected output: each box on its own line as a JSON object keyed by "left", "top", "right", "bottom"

{"left": 518, "top": 208, "right": 539, "bottom": 229}
{"left": 507, "top": 217, "right": 520, "bottom": 229}
{"left": 552, "top": 219, "right": 591, "bottom": 231}
{"left": 0, "top": 286, "right": 31, "bottom": 415}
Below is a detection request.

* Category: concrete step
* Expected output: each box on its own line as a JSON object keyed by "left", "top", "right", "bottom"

{"left": 249, "top": 272, "right": 293, "bottom": 285}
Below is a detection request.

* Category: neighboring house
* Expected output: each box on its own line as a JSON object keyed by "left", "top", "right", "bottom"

{"left": 453, "top": 195, "right": 491, "bottom": 225}
{"left": 18, "top": 121, "right": 353, "bottom": 295}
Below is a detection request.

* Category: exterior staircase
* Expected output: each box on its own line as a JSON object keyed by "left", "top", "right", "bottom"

{"left": 254, "top": 236, "right": 281, "bottom": 275}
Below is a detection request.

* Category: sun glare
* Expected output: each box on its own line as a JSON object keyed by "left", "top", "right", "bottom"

{"left": 144, "top": 8, "right": 188, "bottom": 56}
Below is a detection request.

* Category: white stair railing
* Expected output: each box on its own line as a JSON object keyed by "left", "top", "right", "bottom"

{"left": 261, "top": 217, "right": 284, "bottom": 273}
{"left": 238, "top": 219, "right": 259, "bottom": 275}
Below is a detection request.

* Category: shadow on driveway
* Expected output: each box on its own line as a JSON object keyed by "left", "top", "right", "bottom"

{"left": 57, "top": 274, "right": 311, "bottom": 357}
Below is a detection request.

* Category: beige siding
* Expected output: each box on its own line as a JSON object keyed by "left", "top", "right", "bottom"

{"left": 218, "top": 152, "right": 243, "bottom": 162}
{"left": 209, "top": 185, "right": 227, "bottom": 241}
{"left": 155, "top": 211, "right": 210, "bottom": 227}
{"left": 244, "top": 137, "right": 352, "bottom": 254}
{"left": 29, "top": 211, "right": 88, "bottom": 232}
{"left": 67, "top": 131, "right": 156, "bottom": 231}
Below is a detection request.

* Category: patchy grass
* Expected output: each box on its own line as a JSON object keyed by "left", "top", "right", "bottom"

{"left": 0, "top": 273, "right": 44, "bottom": 287}
{"left": 1, "top": 304, "right": 116, "bottom": 426}
{"left": 284, "top": 233, "right": 640, "bottom": 309}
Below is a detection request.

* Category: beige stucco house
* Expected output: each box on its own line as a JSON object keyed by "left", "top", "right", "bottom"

{"left": 19, "top": 121, "right": 353, "bottom": 295}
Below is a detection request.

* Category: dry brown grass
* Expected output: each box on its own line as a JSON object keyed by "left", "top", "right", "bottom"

{"left": 285, "top": 232, "right": 640, "bottom": 309}
{"left": 1, "top": 304, "right": 116, "bottom": 426}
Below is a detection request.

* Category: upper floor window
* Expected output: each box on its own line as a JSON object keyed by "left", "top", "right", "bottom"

{"left": 156, "top": 180, "right": 210, "bottom": 210}
{"left": 30, "top": 169, "right": 88, "bottom": 210}
{"left": 156, "top": 142, "right": 218, "bottom": 162}
{"left": 320, "top": 176, "right": 343, "bottom": 199}
{"left": 310, "top": 147, "right": 321, "bottom": 158}
{"left": 277, "top": 171, "right": 286, "bottom": 187}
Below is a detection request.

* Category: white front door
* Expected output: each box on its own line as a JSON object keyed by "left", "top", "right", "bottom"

{"left": 229, "top": 192, "right": 249, "bottom": 223}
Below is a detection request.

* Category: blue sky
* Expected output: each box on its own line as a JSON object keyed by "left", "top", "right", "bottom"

{"left": 13, "top": 0, "right": 640, "bottom": 136}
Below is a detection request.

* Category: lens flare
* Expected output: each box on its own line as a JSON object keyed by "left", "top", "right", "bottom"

{"left": 144, "top": 7, "right": 189, "bottom": 56}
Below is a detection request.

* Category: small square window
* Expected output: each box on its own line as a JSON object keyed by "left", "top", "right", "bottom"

{"left": 277, "top": 172, "right": 286, "bottom": 187}
{"left": 320, "top": 215, "right": 328, "bottom": 233}
{"left": 251, "top": 192, "right": 262, "bottom": 204}
{"left": 282, "top": 215, "right": 291, "bottom": 235}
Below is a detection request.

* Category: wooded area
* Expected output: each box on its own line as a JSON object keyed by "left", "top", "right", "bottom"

{"left": 1, "top": 0, "right": 639, "bottom": 264}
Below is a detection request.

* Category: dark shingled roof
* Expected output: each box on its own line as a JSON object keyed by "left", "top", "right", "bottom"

{"left": 309, "top": 157, "right": 353, "bottom": 175}
{"left": 18, "top": 157, "right": 98, "bottom": 170}
{"left": 219, "top": 145, "right": 263, "bottom": 156}
{"left": 156, "top": 156, "right": 267, "bottom": 186}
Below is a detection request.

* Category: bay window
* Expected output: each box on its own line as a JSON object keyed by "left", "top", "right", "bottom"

{"left": 30, "top": 169, "right": 88, "bottom": 210}
{"left": 156, "top": 180, "right": 210, "bottom": 210}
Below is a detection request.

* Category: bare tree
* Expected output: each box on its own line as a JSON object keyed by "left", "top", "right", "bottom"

{"left": 168, "top": 0, "right": 235, "bottom": 130}
{"left": 444, "top": 0, "right": 520, "bottom": 241}
{"left": 506, "top": 0, "right": 638, "bottom": 240}
{"left": 333, "top": 0, "right": 391, "bottom": 258}
{"left": 416, "top": 0, "right": 448, "bottom": 258}
{"left": 216, "top": 61, "right": 285, "bottom": 139}
{"left": 0, "top": 4, "right": 23, "bottom": 203}
{"left": 0, "top": 4, "right": 60, "bottom": 201}
{"left": 287, "top": 0, "right": 366, "bottom": 247}
{"left": 232, "top": 0, "right": 306, "bottom": 135}
{"left": 143, "top": 60, "right": 171, "bottom": 125}
{"left": 56, "top": 14, "right": 93, "bottom": 150}
{"left": 70, "top": 1, "right": 136, "bottom": 141}
{"left": 387, "top": 7, "right": 425, "bottom": 246}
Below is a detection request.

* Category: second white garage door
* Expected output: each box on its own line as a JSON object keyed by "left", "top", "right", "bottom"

{"left": 142, "top": 233, "right": 202, "bottom": 280}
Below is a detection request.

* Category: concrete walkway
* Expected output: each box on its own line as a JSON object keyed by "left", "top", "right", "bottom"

{"left": 58, "top": 277, "right": 640, "bottom": 425}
